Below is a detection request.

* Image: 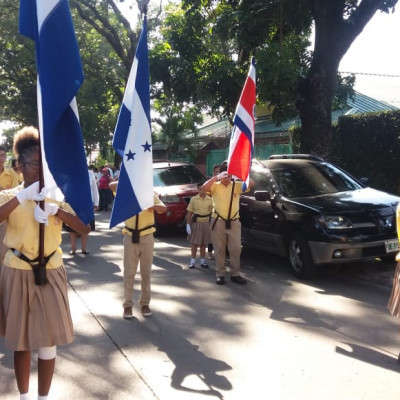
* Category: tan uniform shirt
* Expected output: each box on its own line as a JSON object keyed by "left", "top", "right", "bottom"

{"left": 122, "top": 194, "right": 162, "bottom": 237}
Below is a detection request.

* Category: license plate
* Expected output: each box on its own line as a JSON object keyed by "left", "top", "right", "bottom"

{"left": 385, "top": 239, "right": 400, "bottom": 253}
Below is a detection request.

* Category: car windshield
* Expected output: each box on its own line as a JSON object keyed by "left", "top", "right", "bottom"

{"left": 269, "top": 163, "right": 363, "bottom": 198}
{"left": 153, "top": 164, "right": 204, "bottom": 186}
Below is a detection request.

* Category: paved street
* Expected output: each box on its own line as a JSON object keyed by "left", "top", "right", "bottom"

{"left": 1, "top": 211, "right": 400, "bottom": 400}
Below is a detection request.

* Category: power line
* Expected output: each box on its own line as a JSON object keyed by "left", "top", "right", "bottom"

{"left": 340, "top": 71, "right": 400, "bottom": 78}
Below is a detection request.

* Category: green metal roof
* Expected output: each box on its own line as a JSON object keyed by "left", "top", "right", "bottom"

{"left": 196, "top": 91, "right": 398, "bottom": 137}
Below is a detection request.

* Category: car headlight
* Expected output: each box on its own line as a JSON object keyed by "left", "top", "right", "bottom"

{"left": 318, "top": 215, "right": 354, "bottom": 230}
{"left": 159, "top": 194, "right": 180, "bottom": 203}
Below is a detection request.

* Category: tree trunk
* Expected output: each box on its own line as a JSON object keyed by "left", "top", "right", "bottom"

{"left": 297, "top": 64, "right": 336, "bottom": 161}
{"left": 296, "top": 0, "right": 391, "bottom": 161}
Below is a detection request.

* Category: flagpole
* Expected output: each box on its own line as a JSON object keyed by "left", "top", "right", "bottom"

{"left": 36, "top": 132, "right": 47, "bottom": 285}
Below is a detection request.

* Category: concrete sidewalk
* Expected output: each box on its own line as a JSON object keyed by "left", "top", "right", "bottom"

{"left": 1, "top": 211, "right": 400, "bottom": 400}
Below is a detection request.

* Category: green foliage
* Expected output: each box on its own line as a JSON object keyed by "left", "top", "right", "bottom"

{"left": 153, "top": 94, "right": 203, "bottom": 158}
{"left": 291, "top": 111, "right": 400, "bottom": 195}
{"left": 332, "top": 111, "right": 400, "bottom": 195}
{"left": 0, "top": 1, "right": 37, "bottom": 126}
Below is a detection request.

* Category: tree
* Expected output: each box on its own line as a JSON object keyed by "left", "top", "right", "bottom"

{"left": 160, "top": 0, "right": 397, "bottom": 159}
{"left": 0, "top": 0, "right": 131, "bottom": 158}
{"left": 0, "top": 0, "right": 37, "bottom": 126}
{"left": 153, "top": 94, "right": 203, "bottom": 158}
{"left": 296, "top": 0, "right": 398, "bottom": 159}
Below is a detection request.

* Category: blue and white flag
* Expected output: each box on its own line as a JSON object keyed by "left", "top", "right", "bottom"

{"left": 19, "top": 0, "right": 94, "bottom": 225}
{"left": 110, "top": 18, "right": 153, "bottom": 228}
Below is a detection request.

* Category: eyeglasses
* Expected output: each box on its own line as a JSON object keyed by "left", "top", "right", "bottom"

{"left": 23, "top": 161, "right": 40, "bottom": 170}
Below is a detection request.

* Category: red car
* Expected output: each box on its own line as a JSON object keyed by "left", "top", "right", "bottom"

{"left": 153, "top": 161, "right": 205, "bottom": 229}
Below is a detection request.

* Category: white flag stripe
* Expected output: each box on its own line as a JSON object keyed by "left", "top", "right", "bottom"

{"left": 124, "top": 89, "right": 153, "bottom": 209}
{"left": 235, "top": 103, "right": 254, "bottom": 132}
{"left": 123, "top": 57, "right": 139, "bottom": 111}
{"left": 37, "top": 0, "right": 60, "bottom": 31}
{"left": 227, "top": 126, "right": 241, "bottom": 160}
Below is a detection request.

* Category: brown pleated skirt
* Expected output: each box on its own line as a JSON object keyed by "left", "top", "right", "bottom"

{"left": 388, "top": 261, "right": 400, "bottom": 317}
{"left": 190, "top": 221, "right": 211, "bottom": 246}
{"left": 0, "top": 265, "right": 74, "bottom": 351}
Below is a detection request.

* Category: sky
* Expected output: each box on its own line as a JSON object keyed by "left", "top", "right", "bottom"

{"left": 338, "top": 8, "right": 400, "bottom": 107}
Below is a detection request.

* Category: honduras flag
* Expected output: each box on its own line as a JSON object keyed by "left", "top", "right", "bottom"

{"left": 110, "top": 17, "right": 153, "bottom": 228}
{"left": 19, "top": 0, "right": 94, "bottom": 225}
{"left": 227, "top": 57, "right": 256, "bottom": 189}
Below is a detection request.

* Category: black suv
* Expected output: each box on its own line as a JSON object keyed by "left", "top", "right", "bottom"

{"left": 240, "top": 155, "right": 400, "bottom": 278}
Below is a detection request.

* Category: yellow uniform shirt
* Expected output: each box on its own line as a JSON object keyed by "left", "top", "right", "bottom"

{"left": 122, "top": 194, "right": 162, "bottom": 237}
{"left": 210, "top": 180, "right": 247, "bottom": 220}
{"left": 187, "top": 194, "right": 213, "bottom": 222}
{"left": 0, "top": 185, "right": 72, "bottom": 270}
{"left": 0, "top": 168, "right": 20, "bottom": 190}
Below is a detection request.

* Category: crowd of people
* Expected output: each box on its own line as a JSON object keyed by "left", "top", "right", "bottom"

{"left": 1, "top": 127, "right": 400, "bottom": 400}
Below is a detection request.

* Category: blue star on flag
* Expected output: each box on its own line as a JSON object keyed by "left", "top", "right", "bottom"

{"left": 142, "top": 141, "right": 152, "bottom": 152}
{"left": 126, "top": 150, "right": 136, "bottom": 160}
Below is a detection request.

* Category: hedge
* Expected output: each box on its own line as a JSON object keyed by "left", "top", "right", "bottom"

{"left": 290, "top": 110, "right": 400, "bottom": 195}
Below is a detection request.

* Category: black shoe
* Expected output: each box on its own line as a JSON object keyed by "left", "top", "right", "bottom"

{"left": 216, "top": 276, "right": 225, "bottom": 285}
{"left": 189, "top": 263, "right": 195, "bottom": 269}
{"left": 231, "top": 275, "right": 247, "bottom": 285}
{"left": 201, "top": 263, "right": 209, "bottom": 269}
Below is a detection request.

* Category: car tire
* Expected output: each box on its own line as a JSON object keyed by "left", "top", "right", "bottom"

{"left": 288, "top": 232, "right": 316, "bottom": 279}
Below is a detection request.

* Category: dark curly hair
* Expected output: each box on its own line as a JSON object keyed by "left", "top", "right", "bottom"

{"left": 13, "top": 126, "right": 40, "bottom": 164}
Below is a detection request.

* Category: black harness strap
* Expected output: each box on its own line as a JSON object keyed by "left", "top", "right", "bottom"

{"left": 11, "top": 248, "right": 56, "bottom": 267}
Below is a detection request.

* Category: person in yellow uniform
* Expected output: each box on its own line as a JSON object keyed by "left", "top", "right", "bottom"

{"left": 186, "top": 182, "right": 213, "bottom": 269}
{"left": 0, "top": 127, "right": 90, "bottom": 400}
{"left": 0, "top": 146, "right": 20, "bottom": 269}
{"left": 110, "top": 181, "right": 167, "bottom": 319}
{"left": 387, "top": 202, "right": 400, "bottom": 363}
{"left": 202, "top": 163, "right": 254, "bottom": 285}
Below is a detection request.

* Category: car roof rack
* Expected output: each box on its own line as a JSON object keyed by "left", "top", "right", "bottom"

{"left": 268, "top": 154, "right": 324, "bottom": 161}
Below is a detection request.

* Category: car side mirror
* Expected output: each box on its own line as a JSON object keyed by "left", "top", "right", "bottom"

{"left": 254, "top": 191, "right": 271, "bottom": 202}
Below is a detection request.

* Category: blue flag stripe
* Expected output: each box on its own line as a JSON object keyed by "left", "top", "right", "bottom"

{"left": 19, "top": 0, "right": 94, "bottom": 225}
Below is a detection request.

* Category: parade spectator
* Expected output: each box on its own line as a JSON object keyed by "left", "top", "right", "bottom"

{"left": 202, "top": 163, "right": 254, "bottom": 285}
{"left": 0, "top": 126, "right": 90, "bottom": 400}
{"left": 110, "top": 181, "right": 166, "bottom": 319}
{"left": 98, "top": 167, "right": 114, "bottom": 212}
{"left": 92, "top": 166, "right": 101, "bottom": 186}
{"left": 66, "top": 167, "right": 99, "bottom": 255}
{"left": 113, "top": 163, "right": 120, "bottom": 180}
{"left": 186, "top": 182, "right": 213, "bottom": 269}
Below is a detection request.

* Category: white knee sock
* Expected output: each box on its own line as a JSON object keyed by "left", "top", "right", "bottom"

{"left": 20, "top": 393, "right": 30, "bottom": 400}
{"left": 37, "top": 396, "right": 48, "bottom": 400}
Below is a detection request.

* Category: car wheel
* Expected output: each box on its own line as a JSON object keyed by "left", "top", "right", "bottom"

{"left": 288, "top": 232, "right": 316, "bottom": 279}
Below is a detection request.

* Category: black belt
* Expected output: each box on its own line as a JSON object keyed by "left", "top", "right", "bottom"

{"left": 192, "top": 213, "right": 211, "bottom": 223}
